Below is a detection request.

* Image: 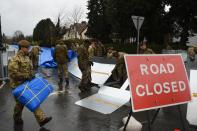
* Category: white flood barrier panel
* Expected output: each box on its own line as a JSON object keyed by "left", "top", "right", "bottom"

{"left": 68, "top": 57, "right": 81, "bottom": 77}
{"left": 68, "top": 57, "right": 115, "bottom": 85}
{"left": 120, "top": 79, "right": 129, "bottom": 90}
{"left": 187, "top": 70, "right": 197, "bottom": 126}
{"left": 75, "top": 80, "right": 130, "bottom": 114}
{"left": 119, "top": 116, "right": 142, "bottom": 131}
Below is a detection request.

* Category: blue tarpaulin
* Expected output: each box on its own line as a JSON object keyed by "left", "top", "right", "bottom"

{"left": 68, "top": 50, "right": 77, "bottom": 59}
{"left": 12, "top": 77, "right": 54, "bottom": 112}
{"left": 39, "top": 47, "right": 56, "bottom": 68}
{"left": 9, "top": 45, "right": 77, "bottom": 68}
{"left": 39, "top": 48, "right": 77, "bottom": 68}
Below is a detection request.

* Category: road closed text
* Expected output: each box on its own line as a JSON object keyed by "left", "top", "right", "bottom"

{"left": 136, "top": 63, "right": 186, "bottom": 97}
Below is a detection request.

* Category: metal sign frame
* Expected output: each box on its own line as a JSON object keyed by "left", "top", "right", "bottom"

{"left": 131, "top": 16, "right": 144, "bottom": 54}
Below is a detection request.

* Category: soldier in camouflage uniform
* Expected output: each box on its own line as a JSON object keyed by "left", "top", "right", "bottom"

{"left": 77, "top": 40, "right": 93, "bottom": 92}
{"left": 88, "top": 39, "right": 97, "bottom": 60}
{"left": 107, "top": 47, "right": 114, "bottom": 58}
{"left": 96, "top": 41, "right": 106, "bottom": 57}
{"left": 54, "top": 40, "right": 69, "bottom": 91}
{"left": 29, "top": 44, "right": 42, "bottom": 70}
{"left": 188, "top": 46, "right": 196, "bottom": 61}
{"left": 71, "top": 42, "right": 79, "bottom": 52}
{"left": 111, "top": 51, "right": 127, "bottom": 84}
{"left": 8, "top": 40, "right": 52, "bottom": 126}
{"left": 139, "top": 41, "right": 155, "bottom": 54}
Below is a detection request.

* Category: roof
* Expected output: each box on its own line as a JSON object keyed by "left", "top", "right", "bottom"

{"left": 187, "top": 33, "right": 197, "bottom": 46}
{"left": 70, "top": 21, "right": 87, "bottom": 35}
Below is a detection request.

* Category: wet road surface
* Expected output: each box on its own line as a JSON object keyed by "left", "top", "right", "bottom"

{"left": 0, "top": 67, "right": 197, "bottom": 131}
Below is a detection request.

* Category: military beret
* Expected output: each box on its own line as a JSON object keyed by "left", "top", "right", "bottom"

{"left": 18, "top": 40, "right": 30, "bottom": 48}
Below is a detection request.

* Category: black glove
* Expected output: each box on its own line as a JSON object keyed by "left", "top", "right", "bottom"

{"left": 26, "top": 75, "right": 35, "bottom": 81}
{"left": 89, "top": 61, "right": 94, "bottom": 66}
{"left": 31, "top": 75, "right": 36, "bottom": 80}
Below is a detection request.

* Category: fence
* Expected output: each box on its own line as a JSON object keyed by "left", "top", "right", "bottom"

{"left": 0, "top": 50, "right": 15, "bottom": 81}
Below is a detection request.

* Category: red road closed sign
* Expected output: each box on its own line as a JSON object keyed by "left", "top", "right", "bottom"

{"left": 124, "top": 54, "right": 191, "bottom": 112}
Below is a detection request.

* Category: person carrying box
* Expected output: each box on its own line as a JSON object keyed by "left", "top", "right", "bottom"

{"left": 8, "top": 40, "right": 52, "bottom": 127}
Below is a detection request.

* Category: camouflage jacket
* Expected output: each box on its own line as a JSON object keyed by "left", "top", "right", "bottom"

{"left": 29, "top": 46, "right": 41, "bottom": 59}
{"left": 54, "top": 44, "right": 68, "bottom": 64}
{"left": 96, "top": 43, "right": 106, "bottom": 57}
{"left": 113, "top": 52, "right": 126, "bottom": 72}
{"left": 30, "top": 46, "right": 41, "bottom": 56}
{"left": 77, "top": 44, "right": 90, "bottom": 70}
{"left": 8, "top": 50, "right": 34, "bottom": 89}
{"left": 107, "top": 52, "right": 113, "bottom": 58}
{"left": 88, "top": 45, "right": 96, "bottom": 61}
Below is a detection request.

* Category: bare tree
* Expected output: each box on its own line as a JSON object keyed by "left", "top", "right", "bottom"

{"left": 66, "top": 6, "right": 84, "bottom": 25}
{"left": 12, "top": 30, "right": 25, "bottom": 42}
{"left": 54, "top": 9, "right": 69, "bottom": 39}
{"left": 55, "top": 8, "right": 68, "bottom": 27}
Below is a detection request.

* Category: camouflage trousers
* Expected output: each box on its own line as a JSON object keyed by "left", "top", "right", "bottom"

{"left": 14, "top": 98, "right": 46, "bottom": 123}
{"left": 57, "top": 64, "right": 68, "bottom": 80}
{"left": 112, "top": 64, "right": 127, "bottom": 83}
{"left": 78, "top": 66, "right": 91, "bottom": 90}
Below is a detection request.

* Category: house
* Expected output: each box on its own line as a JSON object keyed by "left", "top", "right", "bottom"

{"left": 63, "top": 21, "right": 89, "bottom": 40}
{"left": 187, "top": 33, "right": 197, "bottom": 47}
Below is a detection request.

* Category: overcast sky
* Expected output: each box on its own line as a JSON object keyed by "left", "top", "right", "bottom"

{"left": 0, "top": 0, "right": 88, "bottom": 36}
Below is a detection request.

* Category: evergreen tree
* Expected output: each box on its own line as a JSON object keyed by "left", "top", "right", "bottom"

{"left": 55, "top": 16, "right": 61, "bottom": 39}
{"left": 166, "top": 0, "right": 197, "bottom": 45}
{"left": 33, "top": 18, "right": 55, "bottom": 47}
{"left": 87, "top": 0, "right": 197, "bottom": 47}
{"left": 86, "top": 0, "right": 111, "bottom": 43}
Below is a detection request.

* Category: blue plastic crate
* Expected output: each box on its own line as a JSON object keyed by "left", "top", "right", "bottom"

{"left": 12, "top": 77, "right": 54, "bottom": 112}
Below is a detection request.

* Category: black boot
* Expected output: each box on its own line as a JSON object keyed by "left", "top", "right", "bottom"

{"left": 39, "top": 117, "right": 52, "bottom": 127}
{"left": 64, "top": 78, "right": 69, "bottom": 93}
{"left": 65, "top": 78, "right": 69, "bottom": 89}
{"left": 14, "top": 118, "right": 23, "bottom": 125}
{"left": 79, "top": 86, "right": 86, "bottom": 92}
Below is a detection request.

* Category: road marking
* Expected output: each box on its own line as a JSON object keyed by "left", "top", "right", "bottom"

{"left": 49, "top": 90, "right": 71, "bottom": 96}
{"left": 193, "top": 93, "right": 197, "bottom": 97}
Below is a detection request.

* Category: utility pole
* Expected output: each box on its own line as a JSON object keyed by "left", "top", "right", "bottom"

{"left": 0, "top": 15, "right": 5, "bottom": 51}
{"left": 0, "top": 14, "right": 7, "bottom": 84}
{"left": 0, "top": 15, "right": 2, "bottom": 48}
